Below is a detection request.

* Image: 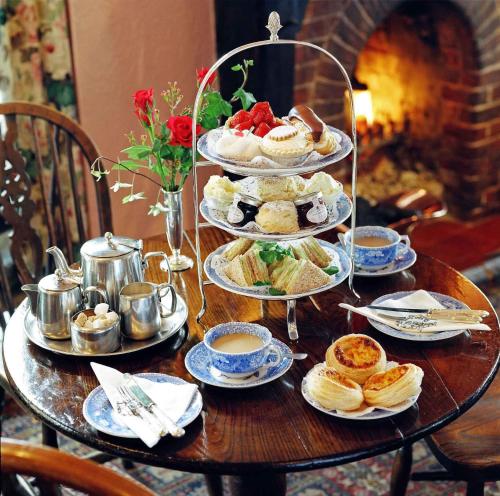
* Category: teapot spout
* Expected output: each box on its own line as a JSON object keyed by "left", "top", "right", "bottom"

{"left": 21, "top": 284, "right": 39, "bottom": 316}
{"left": 46, "top": 246, "right": 83, "bottom": 279}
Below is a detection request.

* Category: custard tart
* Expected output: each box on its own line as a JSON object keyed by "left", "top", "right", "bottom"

{"left": 362, "top": 363, "right": 424, "bottom": 407}
{"left": 325, "top": 334, "right": 386, "bottom": 384}
{"left": 307, "top": 364, "right": 364, "bottom": 411}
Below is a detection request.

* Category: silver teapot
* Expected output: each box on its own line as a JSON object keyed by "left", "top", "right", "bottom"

{"left": 22, "top": 269, "right": 107, "bottom": 340}
{"left": 47, "top": 232, "right": 170, "bottom": 311}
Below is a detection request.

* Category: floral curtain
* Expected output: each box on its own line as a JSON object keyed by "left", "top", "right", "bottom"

{"left": 0, "top": 0, "right": 86, "bottom": 244}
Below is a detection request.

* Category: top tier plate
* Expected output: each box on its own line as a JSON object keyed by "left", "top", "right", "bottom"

{"left": 197, "top": 126, "right": 353, "bottom": 177}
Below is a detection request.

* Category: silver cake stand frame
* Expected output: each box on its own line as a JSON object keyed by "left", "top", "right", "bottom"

{"left": 189, "top": 11, "right": 359, "bottom": 340}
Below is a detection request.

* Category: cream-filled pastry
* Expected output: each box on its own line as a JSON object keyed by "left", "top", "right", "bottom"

{"left": 307, "top": 364, "right": 364, "bottom": 411}
{"left": 215, "top": 128, "right": 262, "bottom": 161}
{"left": 362, "top": 363, "right": 424, "bottom": 407}
{"left": 304, "top": 172, "right": 343, "bottom": 205}
{"left": 260, "top": 125, "right": 313, "bottom": 164}
{"left": 326, "top": 334, "right": 387, "bottom": 384}
{"left": 255, "top": 201, "right": 299, "bottom": 233}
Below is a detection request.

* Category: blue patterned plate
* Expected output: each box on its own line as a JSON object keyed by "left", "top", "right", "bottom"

{"left": 185, "top": 339, "right": 293, "bottom": 389}
{"left": 368, "top": 291, "right": 468, "bottom": 342}
{"left": 200, "top": 192, "right": 352, "bottom": 241}
{"left": 334, "top": 241, "right": 417, "bottom": 277}
{"left": 204, "top": 239, "right": 351, "bottom": 301}
{"left": 82, "top": 373, "right": 203, "bottom": 438}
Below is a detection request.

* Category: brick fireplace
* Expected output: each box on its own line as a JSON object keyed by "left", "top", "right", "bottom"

{"left": 294, "top": 0, "right": 500, "bottom": 218}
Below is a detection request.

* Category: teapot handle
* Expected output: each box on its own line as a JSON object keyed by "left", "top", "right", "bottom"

{"left": 143, "top": 251, "right": 172, "bottom": 284}
{"left": 83, "top": 286, "right": 108, "bottom": 305}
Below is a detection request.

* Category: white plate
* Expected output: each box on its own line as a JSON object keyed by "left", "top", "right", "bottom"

{"left": 200, "top": 191, "right": 352, "bottom": 241}
{"left": 82, "top": 373, "right": 203, "bottom": 438}
{"left": 184, "top": 339, "right": 293, "bottom": 389}
{"left": 368, "top": 291, "right": 467, "bottom": 342}
{"left": 203, "top": 239, "right": 351, "bottom": 301}
{"left": 197, "top": 125, "right": 353, "bottom": 177}
{"left": 333, "top": 242, "right": 417, "bottom": 277}
{"left": 301, "top": 363, "right": 419, "bottom": 420}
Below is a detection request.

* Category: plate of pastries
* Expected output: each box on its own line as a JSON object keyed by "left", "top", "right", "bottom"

{"left": 198, "top": 102, "right": 353, "bottom": 176}
{"left": 204, "top": 236, "right": 352, "bottom": 300}
{"left": 201, "top": 172, "right": 352, "bottom": 240}
{"left": 302, "top": 334, "right": 424, "bottom": 419}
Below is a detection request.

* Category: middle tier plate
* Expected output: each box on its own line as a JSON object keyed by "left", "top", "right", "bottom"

{"left": 200, "top": 191, "right": 352, "bottom": 241}
{"left": 204, "top": 239, "right": 352, "bottom": 301}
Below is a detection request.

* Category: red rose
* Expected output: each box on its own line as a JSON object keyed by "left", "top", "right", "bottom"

{"left": 196, "top": 67, "right": 216, "bottom": 86}
{"left": 133, "top": 88, "right": 154, "bottom": 125}
{"left": 167, "top": 115, "right": 202, "bottom": 148}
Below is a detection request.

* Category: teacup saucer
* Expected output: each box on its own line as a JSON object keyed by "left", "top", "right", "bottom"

{"left": 184, "top": 338, "right": 293, "bottom": 389}
{"left": 334, "top": 241, "right": 417, "bottom": 277}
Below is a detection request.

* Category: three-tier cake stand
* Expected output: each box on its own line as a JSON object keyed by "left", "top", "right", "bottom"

{"left": 189, "top": 12, "right": 359, "bottom": 340}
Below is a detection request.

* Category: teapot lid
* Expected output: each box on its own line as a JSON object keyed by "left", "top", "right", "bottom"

{"left": 39, "top": 270, "right": 79, "bottom": 292}
{"left": 81, "top": 232, "right": 142, "bottom": 258}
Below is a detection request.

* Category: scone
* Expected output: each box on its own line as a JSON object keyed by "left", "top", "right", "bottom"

{"left": 362, "top": 363, "right": 424, "bottom": 407}
{"left": 326, "top": 334, "right": 387, "bottom": 384}
{"left": 288, "top": 105, "right": 338, "bottom": 155}
{"left": 255, "top": 201, "right": 299, "bottom": 234}
{"left": 260, "top": 125, "right": 313, "bottom": 165}
{"left": 225, "top": 250, "right": 269, "bottom": 287}
{"left": 304, "top": 172, "right": 343, "bottom": 206}
{"left": 215, "top": 128, "right": 262, "bottom": 161}
{"left": 292, "top": 236, "right": 331, "bottom": 268}
{"left": 255, "top": 177, "right": 298, "bottom": 202}
{"left": 307, "top": 364, "right": 364, "bottom": 411}
{"left": 270, "top": 257, "right": 330, "bottom": 294}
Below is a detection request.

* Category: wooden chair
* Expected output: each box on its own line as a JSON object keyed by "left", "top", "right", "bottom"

{"left": 390, "top": 373, "right": 500, "bottom": 496}
{"left": 1, "top": 438, "right": 154, "bottom": 496}
{"left": 0, "top": 101, "right": 112, "bottom": 309}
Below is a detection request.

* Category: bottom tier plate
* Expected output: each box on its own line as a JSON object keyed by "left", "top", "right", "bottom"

{"left": 204, "top": 239, "right": 352, "bottom": 301}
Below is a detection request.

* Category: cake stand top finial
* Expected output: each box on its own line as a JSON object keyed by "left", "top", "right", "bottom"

{"left": 266, "top": 12, "right": 282, "bottom": 41}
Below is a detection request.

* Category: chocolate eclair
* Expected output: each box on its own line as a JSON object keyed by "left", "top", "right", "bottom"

{"left": 288, "top": 105, "right": 338, "bottom": 155}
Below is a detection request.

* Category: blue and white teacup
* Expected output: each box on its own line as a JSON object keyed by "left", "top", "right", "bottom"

{"left": 204, "top": 322, "right": 283, "bottom": 378}
{"left": 338, "top": 226, "right": 411, "bottom": 271}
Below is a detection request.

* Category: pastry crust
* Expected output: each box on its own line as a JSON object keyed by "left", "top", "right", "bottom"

{"left": 362, "top": 363, "right": 424, "bottom": 407}
{"left": 307, "top": 364, "right": 364, "bottom": 411}
{"left": 260, "top": 125, "right": 313, "bottom": 159}
{"left": 326, "top": 334, "right": 387, "bottom": 384}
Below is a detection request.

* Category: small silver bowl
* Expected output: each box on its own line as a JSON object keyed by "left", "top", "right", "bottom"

{"left": 70, "top": 309, "right": 121, "bottom": 354}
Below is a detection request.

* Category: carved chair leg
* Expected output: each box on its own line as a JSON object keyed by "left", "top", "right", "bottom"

{"left": 41, "top": 423, "right": 58, "bottom": 448}
{"left": 466, "top": 480, "right": 484, "bottom": 496}
{"left": 390, "top": 444, "right": 413, "bottom": 496}
{"left": 37, "top": 423, "right": 61, "bottom": 496}
{"left": 227, "top": 472, "right": 286, "bottom": 496}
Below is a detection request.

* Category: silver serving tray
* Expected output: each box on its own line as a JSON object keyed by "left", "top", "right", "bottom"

{"left": 22, "top": 294, "right": 188, "bottom": 357}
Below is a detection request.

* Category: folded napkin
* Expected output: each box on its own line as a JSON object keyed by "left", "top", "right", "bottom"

{"left": 90, "top": 362, "right": 198, "bottom": 447}
{"left": 339, "top": 290, "right": 490, "bottom": 334}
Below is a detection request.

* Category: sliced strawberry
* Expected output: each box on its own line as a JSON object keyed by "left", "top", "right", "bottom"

{"left": 254, "top": 122, "right": 271, "bottom": 137}
{"left": 250, "top": 101, "right": 275, "bottom": 126}
{"left": 229, "top": 110, "right": 252, "bottom": 128}
{"left": 235, "top": 119, "right": 253, "bottom": 131}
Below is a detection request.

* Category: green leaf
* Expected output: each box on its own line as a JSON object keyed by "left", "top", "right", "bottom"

{"left": 204, "top": 91, "right": 233, "bottom": 121}
{"left": 160, "top": 144, "right": 173, "bottom": 160}
{"left": 160, "top": 122, "right": 168, "bottom": 139}
{"left": 200, "top": 113, "right": 219, "bottom": 130}
{"left": 231, "top": 64, "right": 243, "bottom": 71}
{"left": 122, "top": 145, "right": 151, "bottom": 160}
{"left": 232, "top": 88, "right": 256, "bottom": 110}
{"left": 112, "top": 160, "right": 143, "bottom": 171}
{"left": 152, "top": 139, "right": 162, "bottom": 154}
{"left": 323, "top": 266, "right": 339, "bottom": 276}
{"left": 259, "top": 250, "right": 277, "bottom": 264}
{"left": 180, "top": 160, "right": 192, "bottom": 175}
{"left": 269, "top": 288, "right": 286, "bottom": 296}
{"left": 253, "top": 281, "right": 271, "bottom": 286}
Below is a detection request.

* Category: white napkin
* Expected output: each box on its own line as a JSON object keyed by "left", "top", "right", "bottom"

{"left": 339, "top": 290, "right": 490, "bottom": 334}
{"left": 90, "top": 362, "right": 198, "bottom": 448}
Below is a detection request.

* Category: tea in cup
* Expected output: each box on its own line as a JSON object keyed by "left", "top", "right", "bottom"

{"left": 338, "top": 226, "right": 410, "bottom": 271}
{"left": 204, "top": 322, "right": 283, "bottom": 378}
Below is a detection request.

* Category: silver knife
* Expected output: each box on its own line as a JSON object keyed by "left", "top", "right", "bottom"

{"left": 123, "top": 373, "right": 185, "bottom": 438}
{"left": 366, "top": 305, "right": 488, "bottom": 321}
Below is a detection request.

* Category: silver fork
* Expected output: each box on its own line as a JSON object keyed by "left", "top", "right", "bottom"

{"left": 117, "top": 385, "right": 166, "bottom": 435}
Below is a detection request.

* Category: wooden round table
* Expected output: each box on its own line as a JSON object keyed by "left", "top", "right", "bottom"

{"left": 3, "top": 229, "right": 499, "bottom": 496}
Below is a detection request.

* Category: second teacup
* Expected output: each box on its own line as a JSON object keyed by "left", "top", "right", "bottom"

{"left": 339, "top": 225, "right": 410, "bottom": 271}
{"left": 119, "top": 282, "right": 177, "bottom": 340}
{"left": 204, "top": 322, "right": 283, "bottom": 378}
